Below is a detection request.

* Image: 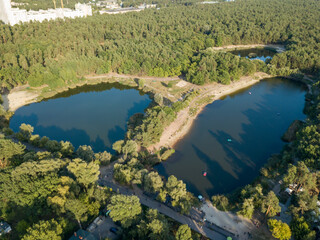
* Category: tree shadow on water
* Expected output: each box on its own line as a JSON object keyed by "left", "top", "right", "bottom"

{"left": 207, "top": 129, "right": 261, "bottom": 195}
{"left": 10, "top": 113, "right": 39, "bottom": 132}
{"left": 107, "top": 125, "right": 125, "bottom": 148}
{"left": 191, "top": 144, "right": 238, "bottom": 196}
{"left": 125, "top": 97, "right": 151, "bottom": 122}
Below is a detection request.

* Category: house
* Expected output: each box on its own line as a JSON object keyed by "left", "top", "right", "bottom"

{"left": 0, "top": 0, "right": 92, "bottom": 25}
{"left": 69, "top": 229, "right": 97, "bottom": 240}
{"left": 0, "top": 221, "right": 12, "bottom": 236}
{"left": 285, "top": 188, "right": 293, "bottom": 195}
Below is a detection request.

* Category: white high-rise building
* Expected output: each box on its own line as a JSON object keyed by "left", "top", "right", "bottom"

{"left": 0, "top": 0, "right": 16, "bottom": 25}
{"left": 0, "top": 0, "right": 92, "bottom": 25}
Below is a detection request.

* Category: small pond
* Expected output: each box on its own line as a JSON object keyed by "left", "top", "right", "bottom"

{"left": 155, "top": 77, "right": 306, "bottom": 197}
{"left": 230, "top": 48, "right": 277, "bottom": 62}
{"left": 10, "top": 82, "right": 151, "bottom": 152}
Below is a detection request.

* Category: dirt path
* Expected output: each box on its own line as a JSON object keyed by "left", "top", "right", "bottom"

{"left": 210, "top": 44, "right": 286, "bottom": 53}
{"left": 86, "top": 72, "right": 181, "bottom": 81}
{"left": 149, "top": 72, "right": 270, "bottom": 150}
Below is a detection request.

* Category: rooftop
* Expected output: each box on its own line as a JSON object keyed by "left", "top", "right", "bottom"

{"left": 0, "top": 221, "right": 12, "bottom": 236}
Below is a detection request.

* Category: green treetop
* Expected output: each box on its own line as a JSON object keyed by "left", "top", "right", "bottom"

{"left": 107, "top": 194, "right": 142, "bottom": 228}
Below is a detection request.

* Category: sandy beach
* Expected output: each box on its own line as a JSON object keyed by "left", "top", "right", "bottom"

{"left": 149, "top": 72, "right": 270, "bottom": 150}
{"left": 2, "top": 86, "right": 39, "bottom": 112}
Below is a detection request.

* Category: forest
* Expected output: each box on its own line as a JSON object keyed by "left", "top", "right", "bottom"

{"left": 1, "top": 0, "right": 320, "bottom": 239}
{"left": 0, "top": 0, "right": 320, "bottom": 91}
{"left": 0, "top": 124, "right": 200, "bottom": 239}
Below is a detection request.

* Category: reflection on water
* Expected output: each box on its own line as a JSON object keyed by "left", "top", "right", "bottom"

{"left": 10, "top": 83, "right": 151, "bottom": 152}
{"left": 229, "top": 48, "right": 276, "bottom": 62}
{"left": 155, "top": 78, "right": 306, "bottom": 197}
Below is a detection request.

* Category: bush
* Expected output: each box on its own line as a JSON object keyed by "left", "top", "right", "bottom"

{"left": 95, "top": 151, "right": 112, "bottom": 165}
{"left": 60, "top": 141, "right": 74, "bottom": 157}
{"left": 45, "top": 140, "right": 61, "bottom": 152}
{"left": 30, "top": 134, "right": 41, "bottom": 147}
{"left": 2, "top": 127, "right": 14, "bottom": 136}
{"left": 76, "top": 145, "right": 94, "bottom": 162}
{"left": 154, "top": 93, "right": 164, "bottom": 106}
{"left": 268, "top": 219, "right": 291, "bottom": 240}
{"left": 138, "top": 79, "right": 145, "bottom": 88}
{"left": 39, "top": 136, "right": 50, "bottom": 148}
{"left": 17, "top": 123, "right": 34, "bottom": 142}
{"left": 160, "top": 148, "right": 175, "bottom": 161}
{"left": 211, "top": 195, "right": 230, "bottom": 211}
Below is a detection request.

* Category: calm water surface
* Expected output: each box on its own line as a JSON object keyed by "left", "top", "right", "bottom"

{"left": 10, "top": 83, "right": 151, "bottom": 152}
{"left": 156, "top": 78, "right": 306, "bottom": 196}
{"left": 230, "top": 48, "right": 276, "bottom": 62}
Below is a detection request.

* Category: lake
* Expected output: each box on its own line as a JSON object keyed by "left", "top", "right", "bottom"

{"left": 10, "top": 83, "right": 151, "bottom": 152}
{"left": 155, "top": 78, "right": 306, "bottom": 197}
{"left": 230, "top": 48, "right": 276, "bottom": 62}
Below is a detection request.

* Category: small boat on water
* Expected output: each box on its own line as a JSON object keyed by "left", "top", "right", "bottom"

{"left": 249, "top": 92, "right": 252, "bottom": 95}
{"left": 227, "top": 138, "right": 232, "bottom": 142}
{"left": 203, "top": 171, "right": 207, "bottom": 176}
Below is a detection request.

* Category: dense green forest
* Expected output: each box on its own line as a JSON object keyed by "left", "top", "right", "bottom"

{"left": 1, "top": 0, "right": 320, "bottom": 90}
{"left": 0, "top": 124, "right": 198, "bottom": 239}
{"left": 0, "top": 129, "right": 110, "bottom": 238}
{"left": 1, "top": 0, "right": 320, "bottom": 239}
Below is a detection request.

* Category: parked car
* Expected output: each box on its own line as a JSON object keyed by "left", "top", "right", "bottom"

{"left": 110, "top": 227, "right": 118, "bottom": 234}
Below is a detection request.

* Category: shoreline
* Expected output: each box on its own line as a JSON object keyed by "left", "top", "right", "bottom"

{"left": 2, "top": 76, "right": 141, "bottom": 112}
{"left": 3, "top": 72, "right": 308, "bottom": 152}
{"left": 1, "top": 44, "right": 285, "bottom": 112}
{"left": 149, "top": 72, "right": 271, "bottom": 150}
{"left": 2, "top": 86, "right": 39, "bottom": 112}
{"left": 2, "top": 72, "right": 271, "bottom": 151}
{"left": 2, "top": 72, "right": 184, "bottom": 112}
{"left": 209, "top": 44, "right": 286, "bottom": 53}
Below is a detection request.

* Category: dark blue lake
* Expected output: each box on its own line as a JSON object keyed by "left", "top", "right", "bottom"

{"left": 156, "top": 78, "right": 306, "bottom": 196}
{"left": 10, "top": 83, "right": 151, "bottom": 152}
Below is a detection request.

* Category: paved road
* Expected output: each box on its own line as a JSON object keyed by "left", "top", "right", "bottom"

{"left": 99, "top": 165, "right": 235, "bottom": 240}
{"left": 89, "top": 216, "right": 118, "bottom": 240}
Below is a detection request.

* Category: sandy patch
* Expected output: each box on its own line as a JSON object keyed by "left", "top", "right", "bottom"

{"left": 176, "top": 80, "right": 188, "bottom": 88}
{"left": 3, "top": 89, "right": 39, "bottom": 112}
{"left": 149, "top": 72, "right": 270, "bottom": 150}
{"left": 201, "top": 201, "right": 255, "bottom": 238}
